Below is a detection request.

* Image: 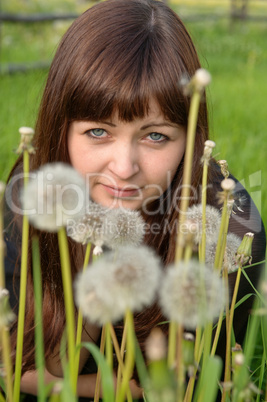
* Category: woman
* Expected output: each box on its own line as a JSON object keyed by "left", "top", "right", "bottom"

{"left": 4, "top": 0, "right": 266, "bottom": 399}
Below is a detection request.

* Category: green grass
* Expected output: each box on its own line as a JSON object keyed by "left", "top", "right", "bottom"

{"left": 182, "top": 17, "right": 267, "bottom": 226}
{"left": 0, "top": 1, "right": 266, "bottom": 227}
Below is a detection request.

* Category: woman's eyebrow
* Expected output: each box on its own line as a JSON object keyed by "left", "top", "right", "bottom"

{"left": 140, "top": 122, "right": 178, "bottom": 130}
{"left": 98, "top": 121, "right": 117, "bottom": 127}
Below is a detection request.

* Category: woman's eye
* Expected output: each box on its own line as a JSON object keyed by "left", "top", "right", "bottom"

{"left": 90, "top": 128, "right": 107, "bottom": 137}
{"left": 148, "top": 132, "right": 167, "bottom": 142}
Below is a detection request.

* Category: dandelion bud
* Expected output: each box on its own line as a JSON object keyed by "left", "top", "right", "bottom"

{"left": 202, "top": 140, "right": 216, "bottom": 165}
{"left": 221, "top": 178, "right": 236, "bottom": 192}
{"left": 16, "top": 126, "right": 35, "bottom": 154}
{"left": 0, "top": 288, "right": 16, "bottom": 329}
{"left": 233, "top": 352, "right": 244, "bottom": 367}
{"left": 217, "top": 178, "right": 236, "bottom": 206}
{"left": 145, "top": 328, "right": 167, "bottom": 362}
{"left": 191, "top": 68, "right": 211, "bottom": 93}
{"left": 217, "top": 160, "right": 229, "bottom": 179}
{"left": 235, "top": 232, "right": 254, "bottom": 267}
{"left": 180, "top": 69, "right": 211, "bottom": 95}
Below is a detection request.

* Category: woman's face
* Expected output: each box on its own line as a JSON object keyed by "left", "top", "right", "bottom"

{"left": 68, "top": 100, "right": 186, "bottom": 212}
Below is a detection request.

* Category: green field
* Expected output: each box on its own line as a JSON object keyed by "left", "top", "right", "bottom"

{"left": 0, "top": 0, "right": 266, "bottom": 227}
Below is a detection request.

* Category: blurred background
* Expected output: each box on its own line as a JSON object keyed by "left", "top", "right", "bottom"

{"left": 0, "top": 0, "right": 266, "bottom": 226}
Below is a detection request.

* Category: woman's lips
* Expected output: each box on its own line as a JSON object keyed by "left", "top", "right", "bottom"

{"left": 101, "top": 184, "right": 142, "bottom": 198}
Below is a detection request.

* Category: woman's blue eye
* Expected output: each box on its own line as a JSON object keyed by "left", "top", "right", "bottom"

{"left": 149, "top": 132, "right": 165, "bottom": 141}
{"left": 91, "top": 128, "right": 105, "bottom": 137}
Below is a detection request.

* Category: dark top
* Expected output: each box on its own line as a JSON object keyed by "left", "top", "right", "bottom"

{"left": 3, "top": 167, "right": 266, "bottom": 401}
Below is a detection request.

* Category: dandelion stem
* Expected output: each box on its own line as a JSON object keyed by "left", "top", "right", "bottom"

{"left": 1, "top": 330, "right": 13, "bottom": 402}
{"left": 175, "top": 91, "right": 201, "bottom": 263}
{"left": 74, "top": 243, "right": 92, "bottom": 388}
{"left": 184, "top": 245, "right": 193, "bottom": 263}
{"left": 109, "top": 324, "right": 132, "bottom": 402}
{"left": 194, "top": 327, "right": 202, "bottom": 363}
{"left": 57, "top": 227, "right": 76, "bottom": 392}
{"left": 203, "top": 322, "right": 213, "bottom": 367}
{"left": 167, "top": 321, "right": 177, "bottom": 368}
{"left": 32, "top": 237, "right": 46, "bottom": 402}
{"left": 200, "top": 162, "right": 208, "bottom": 264}
{"left": 210, "top": 308, "right": 224, "bottom": 356}
{"left": 214, "top": 198, "right": 228, "bottom": 271}
{"left": 94, "top": 327, "right": 106, "bottom": 402}
{"left": 176, "top": 324, "right": 185, "bottom": 402}
{"left": 13, "top": 149, "right": 30, "bottom": 401}
{"left": 221, "top": 267, "right": 230, "bottom": 402}
{"left": 116, "top": 318, "right": 128, "bottom": 400}
{"left": 116, "top": 309, "right": 135, "bottom": 402}
{"left": 223, "top": 266, "right": 242, "bottom": 398}
{"left": 105, "top": 322, "right": 113, "bottom": 371}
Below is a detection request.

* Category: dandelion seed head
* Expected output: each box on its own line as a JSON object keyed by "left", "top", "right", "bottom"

{"left": 67, "top": 201, "right": 107, "bottom": 245}
{"left": 75, "top": 245, "right": 162, "bottom": 324}
{"left": 159, "top": 260, "right": 225, "bottom": 330}
{"left": 205, "top": 232, "right": 241, "bottom": 272}
{"left": 184, "top": 204, "right": 221, "bottom": 245}
{"left": 21, "top": 163, "right": 89, "bottom": 232}
{"left": 103, "top": 208, "right": 145, "bottom": 249}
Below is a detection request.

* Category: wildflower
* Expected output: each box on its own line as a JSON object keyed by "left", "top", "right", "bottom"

{"left": 193, "top": 68, "right": 212, "bottom": 90}
{"left": 21, "top": 163, "right": 89, "bottom": 232}
{"left": 235, "top": 232, "right": 254, "bottom": 267}
{"left": 205, "top": 232, "right": 242, "bottom": 273}
{"left": 68, "top": 205, "right": 145, "bottom": 254}
{"left": 201, "top": 140, "right": 216, "bottom": 165}
{"left": 180, "top": 68, "right": 211, "bottom": 96}
{"left": 217, "top": 178, "right": 236, "bottom": 208}
{"left": 0, "top": 289, "right": 16, "bottom": 329}
{"left": 103, "top": 208, "right": 145, "bottom": 249}
{"left": 159, "top": 260, "right": 225, "bottom": 330}
{"left": 67, "top": 201, "right": 107, "bottom": 245}
{"left": 15, "top": 126, "right": 35, "bottom": 154}
{"left": 75, "top": 245, "right": 162, "bottom": 325}
{"left": 183, "top": 204, "right": 221, "bottom": 246}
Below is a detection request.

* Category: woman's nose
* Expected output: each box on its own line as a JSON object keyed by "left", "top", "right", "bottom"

{"left": 108, "top": 142, "right": 140, "bottom": 180}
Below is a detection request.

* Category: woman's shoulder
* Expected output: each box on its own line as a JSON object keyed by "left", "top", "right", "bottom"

{"left": 209, "top": 161, "right": 266, "bottom": 264}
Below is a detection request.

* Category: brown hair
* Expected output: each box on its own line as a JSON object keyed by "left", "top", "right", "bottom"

{"left": 8, "top": 0, "right": 209, "bottom": 372}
